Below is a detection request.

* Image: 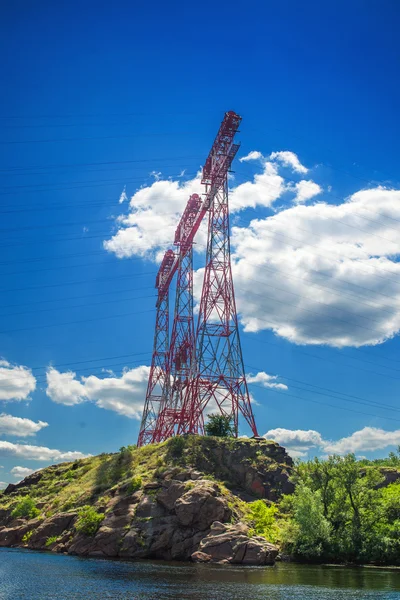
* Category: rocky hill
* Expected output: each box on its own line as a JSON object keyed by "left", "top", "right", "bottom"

{"left": 0, "top": 436, "right": 293, "bottom": 565}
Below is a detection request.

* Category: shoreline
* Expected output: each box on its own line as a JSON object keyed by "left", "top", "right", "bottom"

{"left": 1, "top": 546, "right": 399, "bottom": 571}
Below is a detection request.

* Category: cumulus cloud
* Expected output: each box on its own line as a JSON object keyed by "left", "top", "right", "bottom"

{"left": 0, "top": 360, "right": 36, "bottom": 402}
{"left": 269, "top": 151, "right": 308, "bottom": 174}
{"left": 265, "top": 427, "right": 323, "bottom": 458}
{"left": 103, "top": 153, "right": 290, "bottom": 258}
{"left": 103, "top": 174, "right": 203, "bottom": 260}
{"left": 293, "top": 180, "right": 322, "bottom": 204}
{"left": 46, "top": 365, "right": 150, "bottom": 419}
{"left": 104, "top": 149, "right": 400, "bottom": 349}
{"left": 0, "top": 413, "right": 48, "bottom": 437}
{"left": 11, "top": 466, "right": 36, "bottom": 479}
{"left": 0, "top": 441, "right": 89, "bottom": 462}
{"left": 265, "top": 426, "right": 400, "bottom": 458}
{"left": 247, "top": 371, "right": 288, "bottom": 390}
{"left": 230, "top": 161, "right": 286, "bottom": 212}
{"left": 232, "top": 186, "right": 400, "bottom": 347}
{"left": 239, "top": 151, "right": 263, "bottom": 162}
{"left": 323, "top": 427, "right": 400, "bottom": 454}
{"left": 0, "top": 482, "right": 7, "bottom": 490}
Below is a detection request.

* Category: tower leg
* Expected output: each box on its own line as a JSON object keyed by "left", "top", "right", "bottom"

{"left": 179, "top": 180, "right": 258, "bottom": 437}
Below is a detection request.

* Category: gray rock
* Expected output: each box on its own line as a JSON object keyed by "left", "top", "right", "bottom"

{"left": 193, "top": 521, "right": 279, "bottom": 565}
{"left": 175, "top": 483, "right": 231, "bottom": 530}
{"left": 156, "top": 481, "right": 186, "bottom": 511}
{"left": 28, "top": 513, "right": 76, "bottom": 549}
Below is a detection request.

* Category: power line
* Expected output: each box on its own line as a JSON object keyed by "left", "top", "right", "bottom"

{"left": 30, "top": 350, "right": 153, "bottom": 372}
{"left": 247, "top": 379, "right": 400, "bottom": 424}
{"left": 0, "top": 270, "right": 157, "bottom": 294}
{"left": 1, "top": 212, "right": 399, "bottom": 305}
{"left": 238, "top": 285, "right": 391, "bottom": 343}
{"left": 0, "top": 169, "right": 199, "bottom": 196}
{"left": 248, "top": 334, "right": 400, "bottom": 382}
{"left": 244, "top": 271, "right": 396, "bottom": 322}
{"left": 0, "top": 155, "right": 202, "bottom": 173}
{"left": 0, "top": 130, "right": 199, "bottom": 145}
{"left": 245, "top": 363, "right": 400, "bottom": 413}
{"left": 0, "top": 283, "right": 155, "bottom": 311}
{"left": 0, "top": 173, "right": 198, "bottom": 197}
{"left": 0, "top": 291, "right": 156, "bottom": 318}
{"left": 0, "top": 308, "right": 155, "bottom": 336}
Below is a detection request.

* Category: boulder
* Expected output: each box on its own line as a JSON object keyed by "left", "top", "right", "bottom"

{"left": 135, "top": 495, "right": 166, "bottom": 519}
{"left": 28, "top": 513, "right": 77, "bottom": 549}
{"left": 175, "top": 482, "right": 231, "bottom": 530}
{"left": 156, "top": 481, "right": 186, "bottom": 511}
{"left": 192, "top": 521, "right": 278, "bottom": 565}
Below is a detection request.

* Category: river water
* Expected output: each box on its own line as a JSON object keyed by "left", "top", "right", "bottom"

{"left": 0, "top": 548, "right": 399, "bottom": 599}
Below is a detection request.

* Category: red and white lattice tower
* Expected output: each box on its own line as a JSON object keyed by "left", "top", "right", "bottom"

{"left": 137, "top": 249, "right": 175, "bottom": 447}
{"left": 178, "top": 111, "right": 259, "bottom": 437}
{"left": 152, "top": 194, "right": 203, "bottom": 442}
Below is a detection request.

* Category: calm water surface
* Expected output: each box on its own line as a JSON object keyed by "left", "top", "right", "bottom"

{"left": 0, "top": 548, "right": 399, "bottom": 599}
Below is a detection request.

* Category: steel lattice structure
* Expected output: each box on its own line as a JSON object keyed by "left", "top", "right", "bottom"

{"left": 137, "top": 250, "right": 175, "bottom": 447}
{"left": 152, "top": 194, "right": 202, "bottom": 441}
{"left": 137, "top": 112, "right": 259, "bottom": 445}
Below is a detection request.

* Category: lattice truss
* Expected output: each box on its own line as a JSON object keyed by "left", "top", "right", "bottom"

{"left": 137, "top": 112, "right": 259, "bottom": 446}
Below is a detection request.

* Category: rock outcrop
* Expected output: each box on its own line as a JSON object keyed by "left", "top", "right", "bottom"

{"left": 0, "top": 436, "right": 292, "bottom": 565}
{"left": 192, "top": 521, "right": 278, "bottom": 565}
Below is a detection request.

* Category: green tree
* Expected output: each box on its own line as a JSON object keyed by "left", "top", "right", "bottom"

{"left": 246, "top": 500, "right": 280, "bottom": 543}
{"left": 204, "top": 414, "right": 235, "bottom": 437}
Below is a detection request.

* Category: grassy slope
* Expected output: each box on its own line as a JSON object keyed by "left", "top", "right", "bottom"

{"left": 0, "top": 436, "right": 288, "bottom": 521}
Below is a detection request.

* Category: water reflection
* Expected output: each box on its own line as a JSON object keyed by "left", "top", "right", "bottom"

{"left": 0, "top": 549, "right": 399, "bottom": 600}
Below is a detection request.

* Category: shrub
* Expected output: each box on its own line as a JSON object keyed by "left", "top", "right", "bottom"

{"left": 167, "top": 436, "right": 186, "bottom": 459}
{"left": 75, "top": 505, "right": 104, "bottom": 536}
{"left": 22, "top": 530, "right": 34, "bottom": 543}
{"left": 205, "top": 414, "right": 235, "bottom": 438}
{"left": 128, "top": 476, "right": 142, "bottom": 494}
{"left": 11, "top": 496, "right": 40, "bottom": 520}
{"left": 245, "top": 500, "right": 280, "bottom": 543}
{"left": 45, "top": 535, "right": 58, "bottom": 547}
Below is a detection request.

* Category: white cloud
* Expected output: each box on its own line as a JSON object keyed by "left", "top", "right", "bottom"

{"left": 46, "top": 365, "right": 150, "bottom": 419}
{"left": 323, "top": 427, "right": 400, "bottom": 454}
{"left": 0, "top": 360, "right": 36, "bottom": 402}
{"left": 265, "top": 428, "right": 323, "bottom": 458}
{"left": 103, "top": 157, "right": 286, "bottom": 258}
{"left": 11, "top": 466, "right": 36, "bottom": 479}
{"left": 231, "top": 186, "right": 400, "bottom": 347}
{"left": 265, "top": 426, "right": 400, "bottom": 458}
{"left": 247, "top": 371, "right": 288, "bottom": 390}
{"left": 0, "top": 413, "right": 48, "bottom": 437}
{"left": 0, "top": 482, "right": 7, "bottom": 490}
{"left": 293, "top": 180, "right": 322, "bottom": 204}
{"left": 230, "top": 161, "right": 286, "bottom": 212}
{"left": 103, "top": 174, "right": 203, "bottom": 260}
{"left": 119, "top": 186, "right": 128, "bottom": 204}
{"left": 46, "top": 369, "right": 87, "bottom": 406}
{"left": 0, "top": 441, "right": 89, "bottom": 462}
{"left": 104, "top": 151, "right": 400, "bottom": 349}
{"left": 239, "top": 151, "right": 263, "bottom": 162}
{"left": 269, "top": 151, "right": 308, "bottom": 174}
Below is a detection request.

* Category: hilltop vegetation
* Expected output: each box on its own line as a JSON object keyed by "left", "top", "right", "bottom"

{"left": 280, "top": 452, "right": 400, "bottom": 565}
{"left": 0, "top": 436, "right": 398, "bottom": 565}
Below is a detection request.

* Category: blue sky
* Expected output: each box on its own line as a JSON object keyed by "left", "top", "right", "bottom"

{"left": 0, "top": 0, "right": 400, "bottom": 484}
